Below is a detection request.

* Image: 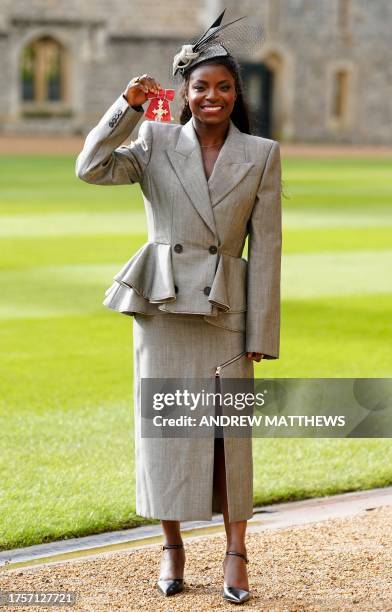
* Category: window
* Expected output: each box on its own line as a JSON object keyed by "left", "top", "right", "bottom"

{"left": 20, "top": 36, "right": 66, "bottom": 104}
{"left": 327, "top": 62, "right": 355, "bottom": 133}
{"left": 332, "top": 69, "right": 349, "bottom": 121}
{"left": 21, "top": 45, "right": 36, "bottom": 101}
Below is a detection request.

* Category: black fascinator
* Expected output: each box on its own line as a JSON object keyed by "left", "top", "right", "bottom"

{"left": 172, "top": 9, "right": 264, "bottom": 79}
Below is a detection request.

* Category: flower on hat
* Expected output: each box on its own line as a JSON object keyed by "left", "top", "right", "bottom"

{"left": 172, "top": 44, "right": 200, "bottom": 75}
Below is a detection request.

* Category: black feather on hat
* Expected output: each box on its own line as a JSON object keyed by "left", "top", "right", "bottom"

{"left": 172, "top": 9, "right": 251, "bottom": 77}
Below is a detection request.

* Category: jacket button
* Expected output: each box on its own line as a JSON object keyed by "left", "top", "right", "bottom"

{"left": 174, "top": 285, "right": 179, "bottom": 293}
{"left": 203, "top": 286, "right": 211, "bottom": 296}
{"left": 174, "top": 243, "right": 183, "bottom": 253}
{"left": 208, "top": 245, "right": 217, "bottom": 254}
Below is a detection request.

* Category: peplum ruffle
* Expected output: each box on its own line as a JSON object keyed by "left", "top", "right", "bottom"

{"left": 103, "top": 242, "right": 247, "bottom": 321}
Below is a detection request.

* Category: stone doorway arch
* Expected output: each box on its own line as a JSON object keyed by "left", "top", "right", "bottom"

{"left": 241, "top": 61, "right": 274, "bottom": 138}
{"left": 242, "top": 47, "right": 294, "bottom": 141}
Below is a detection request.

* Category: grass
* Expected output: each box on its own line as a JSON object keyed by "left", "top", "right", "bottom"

{"left": 0, "top": 154, "right": 391, "bottom": 551}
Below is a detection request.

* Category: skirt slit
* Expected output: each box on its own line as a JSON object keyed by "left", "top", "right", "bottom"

{"left": 132, "top": 312, "right": 254, "bottom": 523}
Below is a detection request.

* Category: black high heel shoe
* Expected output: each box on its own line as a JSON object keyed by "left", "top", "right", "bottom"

{"left": 156, "top": 543, "right": 185, "bottom": 597}
{"left": 222, "top": 550, "right": 251, "bottom": 604}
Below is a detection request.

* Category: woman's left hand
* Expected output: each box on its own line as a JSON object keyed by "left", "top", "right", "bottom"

{"left": 246, "top": 352, "right": 263, "bottom": 362}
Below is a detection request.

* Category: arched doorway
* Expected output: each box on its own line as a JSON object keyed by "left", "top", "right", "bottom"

{"left": 240, "top": 62, "right": 274, "bottom": 138}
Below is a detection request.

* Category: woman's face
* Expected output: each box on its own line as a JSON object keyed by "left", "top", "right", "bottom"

{"left": 186, "top": 63, "right": 237, "bottom": 125}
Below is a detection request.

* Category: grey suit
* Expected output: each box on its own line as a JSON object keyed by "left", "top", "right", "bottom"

{"left": 75, "top": 92, "right": 282, "bottom": 522}
{"left": 75, "top": 92, "right": 282, "bottom": 358}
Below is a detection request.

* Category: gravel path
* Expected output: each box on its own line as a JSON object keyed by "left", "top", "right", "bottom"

{"left": 1, "top": 505, "right": 391, "bottom": 611}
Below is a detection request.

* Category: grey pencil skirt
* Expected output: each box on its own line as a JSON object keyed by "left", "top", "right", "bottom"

{"left": 132, "top": 312, "right": 254, "bottom": 523}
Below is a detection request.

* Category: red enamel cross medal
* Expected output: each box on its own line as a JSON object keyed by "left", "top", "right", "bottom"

{"left": 145, "top": 88, "right": 175, "bottom": 122}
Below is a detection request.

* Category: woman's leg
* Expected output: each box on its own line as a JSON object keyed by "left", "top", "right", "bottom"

{"left": 159, "top": 520, "right": 185, "bottom": 580}
{"left": 213, "top": 437, "right": 249, "bottom": 589}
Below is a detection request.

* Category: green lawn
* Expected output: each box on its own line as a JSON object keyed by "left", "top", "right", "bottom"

{"left": 1, "top": 155, "right": 391, "bottom": 551}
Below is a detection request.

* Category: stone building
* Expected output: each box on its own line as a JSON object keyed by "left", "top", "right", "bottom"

{"left": 0, "top": 0, "right": 390, "bottom": 143}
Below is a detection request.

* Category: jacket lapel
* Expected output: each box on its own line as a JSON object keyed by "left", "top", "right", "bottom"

{"left": 166, "top": 117, "right": 255, "bottom": 235}
{"left": 207, "top": 121, "right": 255, "bottom": 208}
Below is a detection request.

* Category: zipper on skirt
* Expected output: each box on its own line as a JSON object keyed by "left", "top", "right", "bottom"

{"left": 214, "top": 351, "right": 247, "bottom": 438}
{"left": 214, "top": 351, "right": 247, "bottom": 378}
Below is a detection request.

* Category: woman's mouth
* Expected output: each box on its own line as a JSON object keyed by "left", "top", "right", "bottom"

{"left": 200, "top": 105, "right": 224, "bottom": 114}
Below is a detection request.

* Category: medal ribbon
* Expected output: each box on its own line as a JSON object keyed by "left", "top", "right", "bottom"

{"left": 145, "top": 88, "right": 175, "bottom": 122}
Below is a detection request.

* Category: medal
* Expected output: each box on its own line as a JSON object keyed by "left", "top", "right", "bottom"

{"left": 144, "top": 88, "right": 175, "bottom": 122}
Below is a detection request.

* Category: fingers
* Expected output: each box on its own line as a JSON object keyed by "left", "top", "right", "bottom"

{"left": 246, "top": 352, "right": 262, "bottom": 362}
{"left": 123, "top": 74, "right": 163, "bottom": 107}
{"left": 132, "top": 74, "right": 162, "bottom": 94}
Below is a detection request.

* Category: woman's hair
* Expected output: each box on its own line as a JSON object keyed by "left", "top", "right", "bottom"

{"left": 177, "top": 54, "right": 252, "bottom": 134}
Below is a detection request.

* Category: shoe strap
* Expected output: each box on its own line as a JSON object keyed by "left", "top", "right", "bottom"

{"left": 162, "top": 543, "right": 184, "bottom": 550}
{"left": 226, "top": 550, "right": 248, "bottom": 563}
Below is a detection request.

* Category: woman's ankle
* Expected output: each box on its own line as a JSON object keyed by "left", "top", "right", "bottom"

{"left": 226, "top": 543, "right": 247, "bottom": 554}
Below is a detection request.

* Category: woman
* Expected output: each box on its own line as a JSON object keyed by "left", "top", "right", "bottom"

{"left": 76, "top": 11, "right": 282, "bottom": 604}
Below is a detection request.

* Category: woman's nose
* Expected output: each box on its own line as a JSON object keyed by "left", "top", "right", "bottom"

{"left": 205, "top": 92, "right": 220, "bottom": 102}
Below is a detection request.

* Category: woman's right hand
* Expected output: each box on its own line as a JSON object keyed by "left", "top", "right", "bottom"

{"left": 123, "top": 74, "right": 163, "bottom": 107}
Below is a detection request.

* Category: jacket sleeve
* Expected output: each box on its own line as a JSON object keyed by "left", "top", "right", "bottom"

{"left": 75, "top": 93, "right": 152, "bottom": 185}
{"left": 245, "top": 140, "right": 282, "bottom": 358}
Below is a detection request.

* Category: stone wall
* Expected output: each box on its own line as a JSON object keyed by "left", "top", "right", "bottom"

{"left": 0, "top": 0, "right": 390, "bottom": 143}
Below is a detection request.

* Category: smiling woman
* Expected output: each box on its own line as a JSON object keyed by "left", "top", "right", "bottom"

{"left": 181, "top": 61, "right": 245, "bottom": 181}
{"left": 179, "top": 54, "right": 252, "bottom": 136}
{"left": 75, "top": 9, "right": 281, "bottom": 605}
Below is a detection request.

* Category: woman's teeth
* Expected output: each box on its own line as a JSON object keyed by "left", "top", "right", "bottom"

{"left": 201, "top": 105, "right": 223, "bottom": 113}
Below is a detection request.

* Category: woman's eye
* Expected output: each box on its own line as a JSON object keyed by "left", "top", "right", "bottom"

{"left": 192, "top": 84, "right": 230, "bottom": 91}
